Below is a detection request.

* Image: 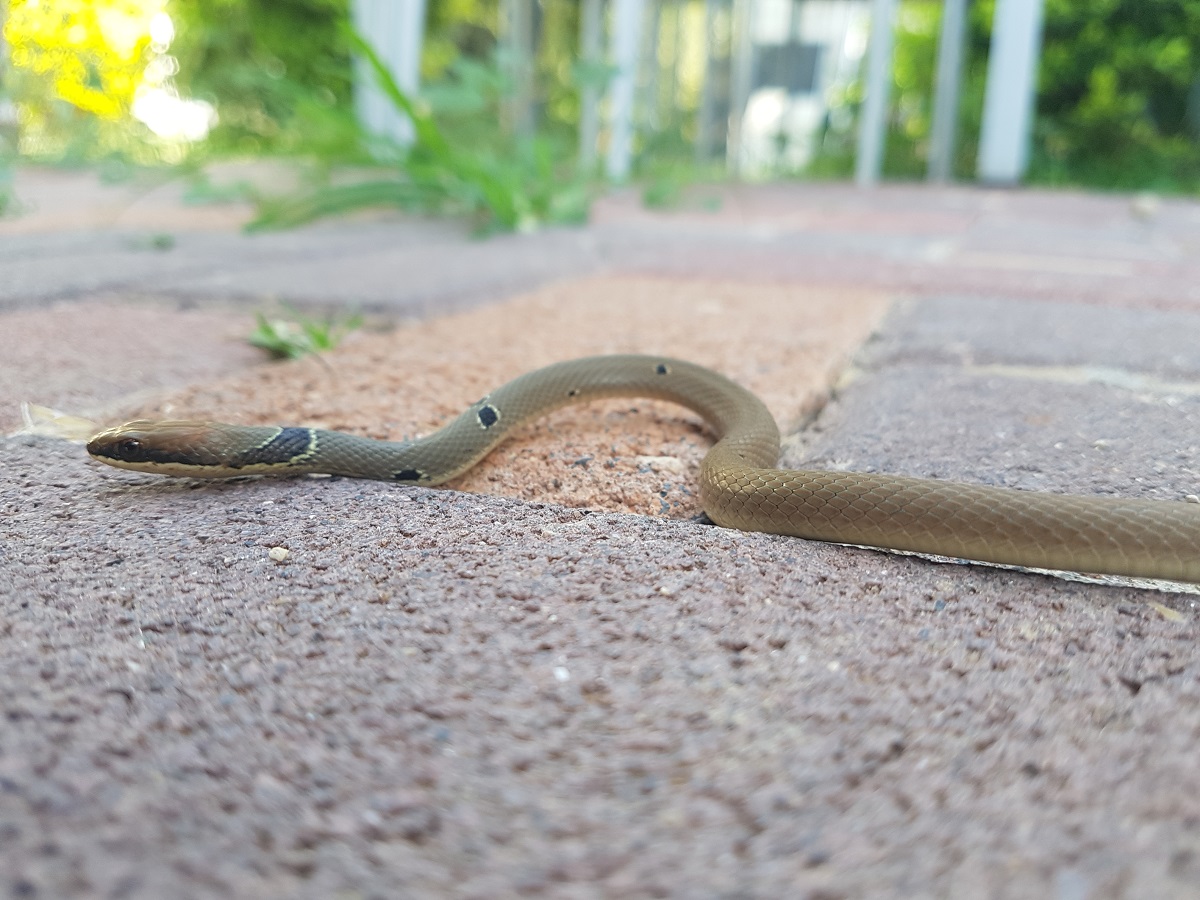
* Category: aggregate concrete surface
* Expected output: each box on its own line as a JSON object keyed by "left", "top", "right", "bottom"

{"left": 3, "top": 167, "right": 1200, "bottom": 899}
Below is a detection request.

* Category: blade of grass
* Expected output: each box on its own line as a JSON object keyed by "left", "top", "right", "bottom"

{"left": 246, "top": 180, "right": 431, "bottom": 231}
{"left": 341, "top": 26, "right": 452, "bottom": 158}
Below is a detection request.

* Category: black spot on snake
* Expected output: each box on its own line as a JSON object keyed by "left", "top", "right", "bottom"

{"left": 567, "top": 388, "right": 580, "bottom": 397}
{"left": 477, "top": 404, "right": 499, "bottom": 429}
{"left": 393, "top": 469, "right": 424, "bottom": 482}
{"left": 229, "top": 427, "right": 314, "bottom": 467}
{"left": 655, "top": 363, "right": 670, "bottom": 375}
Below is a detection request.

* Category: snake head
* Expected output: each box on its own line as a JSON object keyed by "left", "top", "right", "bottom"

{"left": 88, "top": 420, "right": 316, "bottom": 477}
{"left": 87, "top": 421, "right": 245, "bottom": 476}
{"left": 88, "top": 420, "right": 224, "bottom": 476}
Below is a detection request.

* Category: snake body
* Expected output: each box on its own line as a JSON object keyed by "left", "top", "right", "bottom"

{"left": 87, "top": 354, "right": 1200, "bottom": 582}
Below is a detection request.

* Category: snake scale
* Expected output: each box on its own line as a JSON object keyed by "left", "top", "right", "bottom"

{"left": 87, "top": 354, "right": 1200, "bottom": 582}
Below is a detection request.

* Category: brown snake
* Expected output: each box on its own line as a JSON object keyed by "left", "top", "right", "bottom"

{"left": 87, "top": 354, "right": 1200, "bottom": 582}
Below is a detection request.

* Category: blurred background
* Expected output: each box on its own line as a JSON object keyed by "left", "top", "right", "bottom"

{"left": 1, "top": 0, "right": 1198, "bottom": 231}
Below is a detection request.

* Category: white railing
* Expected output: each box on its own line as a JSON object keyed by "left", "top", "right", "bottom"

{"left": 350, "top": 0, "right": 1044, "bottom": 186}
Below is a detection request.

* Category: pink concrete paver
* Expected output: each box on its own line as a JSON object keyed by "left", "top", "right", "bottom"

{"left": 3, "top": 168, "right": 1200, "bottom": 899}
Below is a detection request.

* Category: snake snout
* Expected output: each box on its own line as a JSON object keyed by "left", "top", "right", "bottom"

{"left": 87, "top": 420, "right": 219, "bottom": 471}
{"left": 88, "top": 436, "right": 144, "bottom": 462}
{"left": 87, "top": 425, "right": 157, "bottom": 463}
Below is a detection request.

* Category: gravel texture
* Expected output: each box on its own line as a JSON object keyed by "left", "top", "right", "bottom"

{"left": 5, "top": 431, "right": 1199, "bottom": 898}
{"left": 3, "top": 171, "right": 1200, "bottom": 899}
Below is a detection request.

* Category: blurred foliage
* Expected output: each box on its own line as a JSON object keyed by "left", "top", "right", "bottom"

{"left": 811, "top": 0, "right": 1200, "bottom": 192}
{"left": 172, "top": 0, "right": 597, "bottom": 232}
{"left": 4, "top": 0, "right": 1197, "bottom": 228}
{"left": 2, "top": 0, "right": 169, "bottom": 162}
{"left": 0, "top": 16, "right": 13, "bottom": 213}
{"left": 249, "top": 28, "right": 591, "bottom": 233}
{"left": 5, "top": 0, "right": 152, "bottom": 118}
{"left": 881, "top": 0, "right": 940, "bottom": 179}
{"left": 168, "top": 0, "right": 356, "bottom": 159}
{"left": 1034, "top": 0, "right": 1200, "bottom": 191}
{"left": 423, "top": 0, "right": 499, "bottom": 80}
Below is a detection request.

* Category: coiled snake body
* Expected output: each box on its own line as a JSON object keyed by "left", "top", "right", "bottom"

{"left": 88, "top": 355, "right": 1200, "bottom": 582}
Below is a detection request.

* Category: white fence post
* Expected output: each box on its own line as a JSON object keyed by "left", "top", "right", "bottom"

{"left": 695, "top": 0, "right": 721, "bottom": 164}
{"left": 977, "top": 0, "right": 1044, "bottom": 184}
{"left": 854, "top": 0, "right": 898, "bottom": 186}
{"left": 351, "top": 0, "right": 428, "bottom": 146}
{"left": 501, "top": 0, "right": 536, "bottom": 138}
{"left": 606, "top": 0, "right": 644, "bottom": 180}
{"left": 726, "top": 0, "right": 754, "bottom": 175}
{"left": 927, "top": 0, "right": 968, "bottom": 182}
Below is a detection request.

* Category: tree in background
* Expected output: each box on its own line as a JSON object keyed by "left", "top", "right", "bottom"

{"left": 423, "top": 0, "right": 498, "bottom": 79}
{"left": 869, "top": 0, "right": 1200, "bottom": 190}
{"left": 2, "top": 0, "right": 171, "bottom": 161}
{"left": 168, "top": 0, "right": 355, "bottom": 158}
{"left": 1034, "top": 0, "right": 1200, "bottom": 190}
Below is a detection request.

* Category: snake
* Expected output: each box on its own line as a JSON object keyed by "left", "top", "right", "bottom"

{"left": 87, "top": 354, "right": 1200, "bottom": 582}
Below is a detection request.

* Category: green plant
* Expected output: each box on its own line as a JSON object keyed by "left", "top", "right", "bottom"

{"left": 1029, "top": 0, "right": 1200, "bottom": 192}
{"left": 0, "top": 169, "right": 12, "bottom": 217}
{"left": 0, "top": 125, "right": 13, "bottom": 217}
{"left": 246, "top": 27, "right": 592, "bottom": 234}
{"left": 169, "top": 0, "right": 355, "bottom": 158}
{"left": 248, "top": 308, "right": 363, "bottom": 360}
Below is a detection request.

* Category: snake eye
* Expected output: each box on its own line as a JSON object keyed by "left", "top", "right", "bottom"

{"left": 117, "top": 438, "right": 143, "bottom": 458}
